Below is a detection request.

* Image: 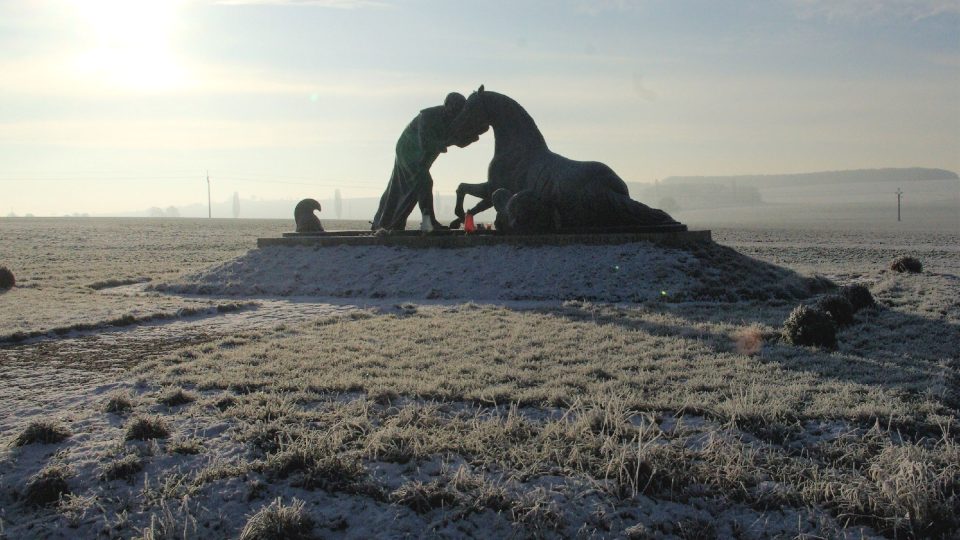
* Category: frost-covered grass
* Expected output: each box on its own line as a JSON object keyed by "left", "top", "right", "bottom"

{"left": 0, "top": 218, "right": 957, "bottom": 538}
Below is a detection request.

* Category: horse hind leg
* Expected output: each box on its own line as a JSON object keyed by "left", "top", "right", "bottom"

{"left": 607, "top": 190, "right": 679, "bottom": 226}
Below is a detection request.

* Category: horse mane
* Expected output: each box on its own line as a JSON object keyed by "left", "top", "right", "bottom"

{"left": 482, "top": 91, "right": 548, "bottom": 151}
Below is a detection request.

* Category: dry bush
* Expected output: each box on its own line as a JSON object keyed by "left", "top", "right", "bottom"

{"left": 734, "top": 325, "right": 764, "bottom": 356}
{"left": 0, "top": 266, "right": 14, "bottom": 289}
{"left": 125, "top": 416, "right": 171, "bottom": 441}
{"left": 13, "top": 419, "right": 71, "bottom": 446}
{"left": 239, "top": 497, "right": 314, "bottom": 540}
{"left": 101, "top": 454, "right": 143, "bottom": 481}
{"left": 782, "top": 305, "right": 837, "bottom": 349}
{"left": 890, "top": 256, "right": 923, "bottom": 273}
{"left": 24, "top": 466, "right": 70, "bottom": 506}
{"left": 157, "top": 388, "right": 196, "bottom": 407}
{"left": 840, "top": 283, "right": 876, "bottom": 312}
{"left": 816, "top": 294, "right": 855, "bottom": 327}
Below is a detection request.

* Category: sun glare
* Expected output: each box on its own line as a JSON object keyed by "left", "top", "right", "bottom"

{"left": 70, "top": 0, "right": 185, "bottom": 91}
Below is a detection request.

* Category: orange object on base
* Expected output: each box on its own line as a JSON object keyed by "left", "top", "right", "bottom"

{"left": 464, "top": 213, "right": 476, "bottom": 233}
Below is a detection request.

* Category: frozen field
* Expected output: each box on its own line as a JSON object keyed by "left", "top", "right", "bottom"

{"left": 0, "top": 213, "right": 957, "bottom": 538}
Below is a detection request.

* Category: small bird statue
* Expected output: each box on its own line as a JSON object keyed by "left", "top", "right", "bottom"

{"left": 294, "top": 198, "right": 324, "bottom": 233}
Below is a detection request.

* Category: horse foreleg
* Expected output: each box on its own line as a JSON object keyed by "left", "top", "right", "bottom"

{"left": 467, "top": 199, "right": 493, "bottom": 216}
{"left": 451, "top": 182, "right": 490, "bottom": 228}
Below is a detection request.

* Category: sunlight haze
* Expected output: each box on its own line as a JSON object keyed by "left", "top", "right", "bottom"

{"left": 1, "top": 0, "right": 958, "bottom": 216}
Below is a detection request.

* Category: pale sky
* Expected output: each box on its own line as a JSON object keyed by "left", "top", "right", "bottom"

{"left": 1, "top": 0, "right": 958, "bottom": 215}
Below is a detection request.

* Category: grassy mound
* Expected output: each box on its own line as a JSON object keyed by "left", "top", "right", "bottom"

{"left": 782, "top": 305, "right": 837, "bottom": 349}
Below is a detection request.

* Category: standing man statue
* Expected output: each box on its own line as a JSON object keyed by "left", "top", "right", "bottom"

{"left": 372, "top": 92, "right": 474, "bottom": 232}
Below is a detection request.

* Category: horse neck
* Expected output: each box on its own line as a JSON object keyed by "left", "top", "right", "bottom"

{"left": 486, "top": 93, "right": 548, "bottom": 156}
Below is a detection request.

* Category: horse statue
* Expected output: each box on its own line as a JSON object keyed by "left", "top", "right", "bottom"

{"left": 294, "top": 198, "right": 324, "bottom": 232}
{"left": 448, "top": 86, "right": 683, "bottom": 232}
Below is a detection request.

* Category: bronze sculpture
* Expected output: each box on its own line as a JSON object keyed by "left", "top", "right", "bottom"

{"left": 448, "top": 86, "right": 681, "bottom": 233}
{"left": 294, "top": 198, "right": 324, "bottom": 233}
{"left": 371, "top": 92, "right": 483, "bottom": 232}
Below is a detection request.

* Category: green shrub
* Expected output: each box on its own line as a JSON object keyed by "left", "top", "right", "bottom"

{"left": 890, "top": 256, "right": 922, "bottom": 273}
{"left": 840, "top": 283, "right": 876, "bottom": 311}
{"left": 782, "top": 305, "right": 837, "bottom": 349}
{"left": 0, "top": 266, "right": 14, "bottom": 290}
{"left": 816, "top": 294, "right": 855, "bottom": 327}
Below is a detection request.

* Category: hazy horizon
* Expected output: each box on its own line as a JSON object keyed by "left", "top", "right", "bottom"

{"left": 2, "top": 0, "right": 959, "bottom": 216}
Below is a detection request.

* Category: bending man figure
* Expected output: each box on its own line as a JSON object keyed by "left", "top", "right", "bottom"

{"left": 372, "top": 92, "right": 468, "bottom": 232}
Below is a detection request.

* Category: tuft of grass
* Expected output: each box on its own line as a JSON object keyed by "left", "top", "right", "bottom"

{"left": 214, "top": 394, "right": 237, "bottom": 411}
{"left": 0, "top": 266, "right": 14, "bottom": 290}
{"left": 104, "top": 392, "right": 135, "bottom": 414}
{"left": 816, "top": 294, "right": 855, "bottom": 327}
{"left": 169, "top": 438, "right": 203, "bottom": 455}
{"left": 157, "top": 388, "right": 197, "bottom": 407}
{"left": 265, "top": 437, "right": 366, "bottom": 491}
{"left": 125, "top": 416, "right": 171, "bottom": 441}
{"left": 782, "top": 305, "right": 837, "bottom": 349}
{"left": 24, "top": 466, "right": 70, "bottom": 506}
{"left": 840, "top": 283, "right": 876, "bottom": 311}
{"left": 13, "top": 420, "right": 71, "bottom": 446}
{"left": 239, "top": 497, "right": 315, "bottom": 540}
{"left": 890, "top": 255, "right": 922, "bottom": 273}
{"left": 390, "top": 480, "right": 460, "bottom": 513}
{"left": 101, "top": 454, "right": 144, "bottom": 481}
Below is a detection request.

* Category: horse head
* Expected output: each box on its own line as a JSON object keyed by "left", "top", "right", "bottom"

{"left": 449, "top": 85, "right": 490, "bottom": 148}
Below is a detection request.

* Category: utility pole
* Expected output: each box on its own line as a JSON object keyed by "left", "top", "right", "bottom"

{"left": 207, "top": 170, "right": 211, "bottom": 219}
{"left": 895, "top": 187, "right": 903, "bottom": 222}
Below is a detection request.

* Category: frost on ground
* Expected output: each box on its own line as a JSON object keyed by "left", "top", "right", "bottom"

{"left": 1, "top": 219, "right": 958, "bottom": 538}
{"left": 152, "top": 241, "right": 831, "bottom": 303}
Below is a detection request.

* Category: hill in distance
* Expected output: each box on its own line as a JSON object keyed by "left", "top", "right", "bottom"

{"left": 661, "top": 167, "right": 958, "bottom": 188}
